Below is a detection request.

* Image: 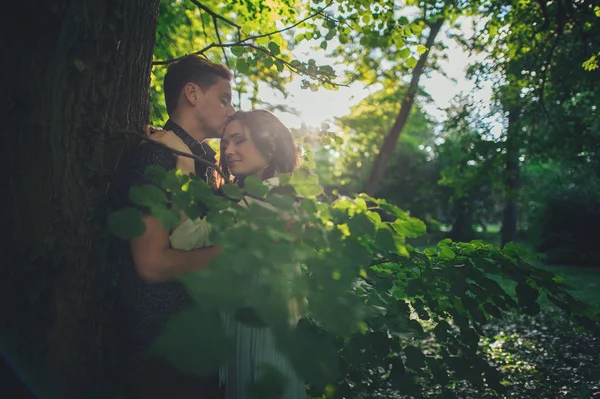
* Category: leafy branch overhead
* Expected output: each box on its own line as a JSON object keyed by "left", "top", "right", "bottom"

{"left": 150, "top": 0, "right": 427, "bottom": 122}
{"left": 153, "top": 1, "right": 342, "bottom": 87}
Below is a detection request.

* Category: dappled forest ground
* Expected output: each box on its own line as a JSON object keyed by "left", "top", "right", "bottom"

{"left": 387, "top": 309, "right": 600, "bottom": 399}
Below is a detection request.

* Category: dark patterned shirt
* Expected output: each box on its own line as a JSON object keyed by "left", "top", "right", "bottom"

{"left": 108, "top": 121, "right": 217, "bottom": 355}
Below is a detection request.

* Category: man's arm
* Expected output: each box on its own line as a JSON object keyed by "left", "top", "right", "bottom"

{"left": 130, "top": 215, "right": 221, "bottom": 284}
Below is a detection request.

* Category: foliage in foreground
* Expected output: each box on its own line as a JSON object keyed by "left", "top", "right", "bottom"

{"left": 109, "top": 157, "right": 599, "bottom": 398}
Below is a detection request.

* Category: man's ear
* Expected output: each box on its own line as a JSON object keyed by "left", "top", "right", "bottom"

{"left": 182, "top": 82, "right": 200, "bottom": 105}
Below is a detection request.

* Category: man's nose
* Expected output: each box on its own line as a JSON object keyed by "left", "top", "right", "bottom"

{"left": 227, "top": 104, "right": 235, "bottom": 117}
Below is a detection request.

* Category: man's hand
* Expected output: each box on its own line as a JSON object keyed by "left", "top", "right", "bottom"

{"left": 145, "top": 126, "right": 195, "bottom": 176}
{"left": 144, "top": 125, "right": 164, "bottom": 137}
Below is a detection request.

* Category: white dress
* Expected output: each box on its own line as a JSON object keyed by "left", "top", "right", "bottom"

{"left": 169, "top": 178, "right": 306, "bottom": 399}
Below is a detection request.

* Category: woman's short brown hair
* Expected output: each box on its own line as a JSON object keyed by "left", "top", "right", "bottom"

{"left": 218, "top": 110, "right": 299, "bottom": 185}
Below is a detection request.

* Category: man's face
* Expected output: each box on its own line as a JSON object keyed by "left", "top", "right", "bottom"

{"left": 195, "top": 77, "right": 234, "bottom": 138}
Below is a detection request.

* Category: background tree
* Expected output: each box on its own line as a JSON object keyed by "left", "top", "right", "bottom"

{"left": 464, "top": 0, "right": 600, "bottom": 248}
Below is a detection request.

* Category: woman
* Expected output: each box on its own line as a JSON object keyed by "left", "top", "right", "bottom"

{"left": 149, "top": 110, "right": 306, "bottom": 399}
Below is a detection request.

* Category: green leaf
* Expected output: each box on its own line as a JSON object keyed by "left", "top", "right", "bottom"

{"left": 416, "top": 45, "right": 427, "bottom": 54}
{"left": 424, "top": 247, "right": 437, "bottom": 256}
{"left": 222, "top": 183, "right": 244, "bottom": 200}
{"left": 263, "top": 193, "right": 294, "bottom": 212}
{"left": 151, "top": 307, "right": 233, "bottom": 376}
{"left": 236, "top": 58, "right": 250, "bottom": 74}
{"left": 244, "top": 175, "right": 269, "bottom": 197}
{"left": 231, "top": 46, "right": 246, "bottom": 56}
{"left": 404, "top": 345, "right": 426, "bottom": 370}
{"left": 108, "top": 208, "right": 146, "bottom": 240}
{"left": 277, "top": 173, "right": 290, "bottom": 186}
{"left": 300, "top": 198, "right": 317, "bottom": 214}
{"left": 398, "top": 47, "right": 411, "bottom": 58}
{"left": 187, "top": 179, "right": 217, "bottom": 206}
{"left": 483, "top": 302, "right": 503, "bottom": 319}
{"left": 275, "top": 60, "right": 285, "bottom": 72}
{"left": 354, "top": 198, "right": 368, "bottom": 212}
{"left": 130, "top": 184, "right": 167, "bottom": 208}
{"left": 144, "top": 165, "right": 167, "bottom": 182}
{"left": 247, "top": 56, "right": 258, "bottom": 68}
{"left": 374, "top": 227, "right": 398, "bottom": 252}
{"left": 459, "top": 327, "right": 480, "bottom": 349}
{"left": 428, "top": 358, "right": 449, "bottom": 386}
{"left": 347, "top": 213, "right": 375, "bottom": 237}
{"left": 289, "top": 167, "right": 323, "bottom": 197}
{"left": 277, "top": 319, "right": 340, "bottom": 386}
{"left": 161, "top": 170, "right": 184, "bottom": 192}
{"left": 392, "top": 217, "right": 426, "bottom": 238}
{"left": 261, "top": 56, "right": 273, "bottom": 69}
{"left": 406, "top": 56, "right": 418, "bottom": 68}
{"left": 433, "top": 320, "right": 451, "bottom": 341}
{"left": 439, "top": 248, "right": 456, "bottom": 260}
{"left": 268, "top": 41, "right": 280, "bottom": 55}
{"left": 393, "top": 36, "right": 405, "bottom": 48}
{"left": 438, "top": 238, "right": 452, "bottom": 246}
{"left": 410, "top": 23, "right": 423, "bottom": 35}
{"left": 150, "top": 204, "right": 181, "bottom": 230}
{"left": 515, "top": 281, "right": 539, "bottom": 306}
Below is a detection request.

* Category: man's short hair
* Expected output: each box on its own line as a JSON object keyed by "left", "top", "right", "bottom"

{"left": 163, "top": 55, "right": 233, "bottom": 114}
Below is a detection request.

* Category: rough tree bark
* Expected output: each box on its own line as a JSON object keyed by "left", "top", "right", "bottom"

{"left": 500, "top": 110, "right": 520, "bottom": 247}
{"left": 1, "top": 1, "right": 161, "bottom": 397}
{"left": 363, "top": 18, "right": 444, "bottom": 196}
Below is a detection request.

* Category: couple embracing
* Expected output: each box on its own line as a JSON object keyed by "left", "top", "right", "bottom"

{"left": 109, "top": 55, "right": 306, "bottom": 399}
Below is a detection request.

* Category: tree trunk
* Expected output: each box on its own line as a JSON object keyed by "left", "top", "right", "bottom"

{"left": 363, "top": 18, "right": 444, "bottom": 196}
{"left": 1, "top": 1, "right": 161, "bottom": 397}
{"left": 450, "top": 197, "right": 476, "bottom": 242}
{"left": 500, "top": 110, "right": 520, "bottom": 247}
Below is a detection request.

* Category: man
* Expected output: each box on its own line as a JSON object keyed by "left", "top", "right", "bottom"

{"left": 109, "top": 55, "right": 234, "bottom": 398}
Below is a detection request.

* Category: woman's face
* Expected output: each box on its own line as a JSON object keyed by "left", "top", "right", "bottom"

{"left": 222, "top": 120, "right": 269, "bottom": 178}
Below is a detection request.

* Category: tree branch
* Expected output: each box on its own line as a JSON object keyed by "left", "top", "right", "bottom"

{"left": 537, "top": 12, "right": 566, "bottom": 108}
{"left": 317, "top": 12, "right": 353, "bottom": 31}
{"left": 249, "top": 1, "right": 335, "bottom": 42}
{"left": 153, "top": 2, "right": 333, "bottom": 66}
{"left": 213, "top": 16, "right": 230, "bottom": 68}
{"left": 189, "top": 0, "right": 241, "bottom": 30}
{"left": 122, "top": 130, "right": 231, "bottom": 183}
{"left": 154, "top": 41, "right": 346, "bottom": 87}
